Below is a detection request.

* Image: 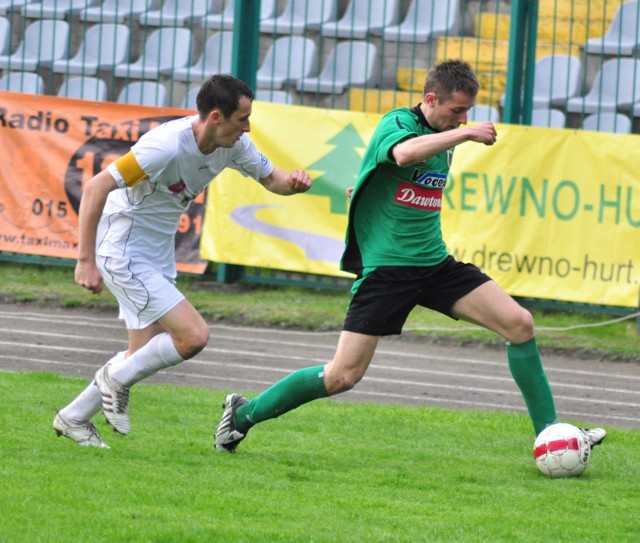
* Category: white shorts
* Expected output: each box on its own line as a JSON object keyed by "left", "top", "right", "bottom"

{"left": 97, "top": 255, "right": 185, "bottom": 330}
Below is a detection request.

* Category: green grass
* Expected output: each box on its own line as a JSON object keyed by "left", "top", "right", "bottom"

{"left": 2, "top": 372, "right": 639, "bottom": 543}
{"left": 0, "top": 262, "right": 638, "bottom": 360}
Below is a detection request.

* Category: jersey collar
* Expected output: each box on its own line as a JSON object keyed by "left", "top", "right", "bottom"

{"left": 410, "top": 104, "right": 439, "bottom": 133}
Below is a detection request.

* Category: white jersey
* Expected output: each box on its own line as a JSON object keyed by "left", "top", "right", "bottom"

{"left": 99, "top": 115, "right": 273, "bottom": 278}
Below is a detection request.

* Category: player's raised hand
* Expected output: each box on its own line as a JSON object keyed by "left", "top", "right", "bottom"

{"left": 75, "top": 261, "right": 104, "bottom": 295}
{"left": 466, "top": 121, "right": 498, "bottom": 145}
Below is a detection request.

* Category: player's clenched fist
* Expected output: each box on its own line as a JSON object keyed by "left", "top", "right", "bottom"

{"left": 468, "top": 121, "right": 498, "bottom": 145}
{"left": 74, "top": 261, "right": 104, "bottom": 295}
{"left": 288, "top": 169, "right": 313, "bottom": 193}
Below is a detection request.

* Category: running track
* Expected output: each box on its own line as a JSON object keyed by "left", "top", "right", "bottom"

{"left": 1, "top": 303, "right": 639, "bottom": 430}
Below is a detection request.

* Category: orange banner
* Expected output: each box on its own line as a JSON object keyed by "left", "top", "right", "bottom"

{"left": 0, "top": 92, "right": 206, "bottom": 274}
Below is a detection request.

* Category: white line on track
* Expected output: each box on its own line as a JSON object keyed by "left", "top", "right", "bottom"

{"left": 2, "top": 309, "right": 639, "bottom": 428}
{"left": 2, "top": 333, "right": 638, "bottom": 397}
{"left": 3, "top": 325, "right": 639, "bottom": 383}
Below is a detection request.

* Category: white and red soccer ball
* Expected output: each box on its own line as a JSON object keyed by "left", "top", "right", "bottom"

{"left": 533, "top": 423, "right": 591, "bottom": 478}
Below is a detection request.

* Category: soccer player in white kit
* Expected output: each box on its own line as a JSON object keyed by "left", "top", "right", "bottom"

{"left": 53, "top": 74, "right": 313, "bottom": 448}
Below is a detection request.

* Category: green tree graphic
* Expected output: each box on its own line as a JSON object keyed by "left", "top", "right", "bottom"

{"left": 307, "top": 123, "right": 366, "bottom": 215}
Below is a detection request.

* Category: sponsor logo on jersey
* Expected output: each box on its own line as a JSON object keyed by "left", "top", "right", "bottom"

{"left": 168, "top": 179, "right": 187, "bottom": 195}
{"left": 409, "top": 170, "right": 448, "bottom": 188}
{"left": 394, "top": 182, "right": 442, "bottom": 211}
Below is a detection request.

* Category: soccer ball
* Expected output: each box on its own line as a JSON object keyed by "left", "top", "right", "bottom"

{"left": 533, "top": 423, "right": 591, "bottom": 478}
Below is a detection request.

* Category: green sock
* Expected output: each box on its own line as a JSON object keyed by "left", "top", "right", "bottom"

{"left": 234, "top": 365, "right": 329, "bottom": 434}
{"left": 507, "top": 337, "right": 558, "bottom": 436}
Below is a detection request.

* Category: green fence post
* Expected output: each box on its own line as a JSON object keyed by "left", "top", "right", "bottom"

{"left": 231, "top": 0, "right": 261, "bottom": 89}
{"left": 503, "top": 0, "right": 535, "bottom": 124}
{"left": 217, "top": 0, "right": 262, "bottom": 284}
{"left": 521, "top": 0, "right": 539, "bottom": 125}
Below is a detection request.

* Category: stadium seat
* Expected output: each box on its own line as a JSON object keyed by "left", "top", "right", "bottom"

{"left": 581, "top": 112, "right": 632, "bottom": 133}
{"left": 530, "top": 108, "right": 566, "bottom": 129}
{"left": 114, "top": 27, "right": 191, "bottom": 79}
{"left": 0, "top": 71, "right": 44, "bottom": 93}
{"left": 255, "top": 89, "right": 294, "bottom": 104}
{"left": 260, "top": 0, "right": 338, "bottom": 35}
{"left": 583, "top": 1, "right": 640, "bottom": 56}
{"left": 57, "top": 76, "right": 107, "bottom": 100}
{"left": 317, "top": 0, "right": 401, "bottom": 39}
{"left": 0, "top": 16, "right": 9, "bottom": 55}
{"left": 566, "top": 58, "right": 640, "bottom": 114}
{"left": 181, "top": 87, "right": 199, "bottom": 109}
{"left": 117, "top": 81, "right": 168, "bottom": 106}
{"left": 499, "top": 55, "right": 582, "bottom": 109}
{"left": 170, "top": 31, "right": 233, "bottom": 83}
{"left": 371, "top": 0, "right": 460, "bottom": 43}
{"left": 296, "top": 40, "right": 378, "bottom": 94}
{"left": 468, "top": 104, "right": 500, "bottom": 122}
{"left": 79, "top": 0, "right": 154, "bottom": 23}
{"left": 0, "top": 0, "right": 35, "bottom": 16}
{"left": 256, "top": 36, "right": 317, "bottom": 90}
{"left": 202, "top": 0, "right": 276, "bottom": 31}
{"left": 0, "top": 19, "right": 69, "bottom": 71}
{"left": 138, "top": 0, "right": 213, "bottom": 27}
{"left": 22, "top": 0, "right": 99, "bottom": 19}
{"left": 52, "top": 23, "right": 129, "bottom": 76}
{"left": 531, "top": 55, "right": 581, "bottom": 108}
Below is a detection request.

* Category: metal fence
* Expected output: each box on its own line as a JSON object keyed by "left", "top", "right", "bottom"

{"left": 1, "top": 0, "right": 640, "bottom": 133}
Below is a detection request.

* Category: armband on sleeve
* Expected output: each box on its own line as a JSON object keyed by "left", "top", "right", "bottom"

{"left": 108, "top": 151, "right": 148, "bottom": 189}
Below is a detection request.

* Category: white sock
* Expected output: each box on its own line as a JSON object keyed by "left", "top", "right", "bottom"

{"left": 60, "top": 351, "right": 126, "bottom": 422}
{"left": 109, "top": 333, "right": 183, "bottom": 387}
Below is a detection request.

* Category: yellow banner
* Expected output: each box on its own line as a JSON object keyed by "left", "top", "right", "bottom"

{"left": 201, "top": 103, "right": 378, "bottom": 277}
{"left": 202, "top": 102, "right": 639, "bottom": 308}
{"left": 446, "top": 125, "right": 639, "bottom": 308}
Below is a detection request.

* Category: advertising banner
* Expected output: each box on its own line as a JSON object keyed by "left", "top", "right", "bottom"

{"left": 201, "top": 102, "right": 377, "bottom": 278}
{"left": 0, "top": 92, "right": 206, "bottom": 274}
{"left": 1, "top": 92, "right": 637, "bottom": 307}
{"left": 202, "top": 102, "right": 639, "bottom": 308}
{"left": 445, "top": 125, "right": 639, "bottom": 308}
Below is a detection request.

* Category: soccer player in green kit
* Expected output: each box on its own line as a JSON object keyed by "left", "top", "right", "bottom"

{"left": 215, "top": 59, "right": 606, "bottom": 454}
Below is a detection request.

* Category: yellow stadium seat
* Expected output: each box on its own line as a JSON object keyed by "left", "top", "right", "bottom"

{"left": 474, "top": 12, "right": 606, "bottom": 44}
{"left": 538, "top": 0, "right": 620, "bottom": 21}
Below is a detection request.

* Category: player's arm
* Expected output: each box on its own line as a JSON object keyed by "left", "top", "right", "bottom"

{"left": 259, "top": 167, "right": 313, "bottom": 195}
{"left": 74, "top": 169, "right": 118, "bottom": 294}
{"left": 392, "top": 121, "right": 497, "bottom": 167}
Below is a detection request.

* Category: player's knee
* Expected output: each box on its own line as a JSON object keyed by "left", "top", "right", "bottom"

{"left": 506, "top": 308, "right": 535, "bottom": 344}
{"left": 342, "top": 370, "right": 364, "bottom": 391}
{"left": 326, "top": 368, "right": 364, "bottom": 394}
{"left": 175, "top": 325, "right": 210, "bottom": 359}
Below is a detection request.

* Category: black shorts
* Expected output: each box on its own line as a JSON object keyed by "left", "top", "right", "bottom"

{"left": 342, "top": 256, "right": 492, "bottom": 336}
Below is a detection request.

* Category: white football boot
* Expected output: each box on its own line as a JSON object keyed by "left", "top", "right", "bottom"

{"left": 53, "top": 412, "right": 110, "bottom": 448}
{"left": 94, "top": 365, "right": 131, "bottom": 435}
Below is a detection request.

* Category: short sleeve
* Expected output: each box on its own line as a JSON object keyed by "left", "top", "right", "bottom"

{"left": 373, "top": 110, "right": 418, "bottom": 165}
{"left": 108, "top": 122, "right": 178, "bottom": 188}
{"left": 229, "top": 134, "right": 274, "bottom": 180}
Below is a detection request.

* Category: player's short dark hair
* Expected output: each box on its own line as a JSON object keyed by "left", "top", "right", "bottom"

{"left": 423, "top": 59, "right": 479, "bottom": 102}
{"left": 196, "top": 74, "right": 254, "bottom": 120}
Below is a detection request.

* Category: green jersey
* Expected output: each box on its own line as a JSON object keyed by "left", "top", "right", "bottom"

{"left": 341, "top": 105, "right": 452, "bottom": 273}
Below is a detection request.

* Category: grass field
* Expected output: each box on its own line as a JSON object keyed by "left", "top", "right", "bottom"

{"left": 2, "top": 372, "right": 640, "bottom": 543}
{"left": 1, "top": 261, "right": 639, "bottom": 541}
